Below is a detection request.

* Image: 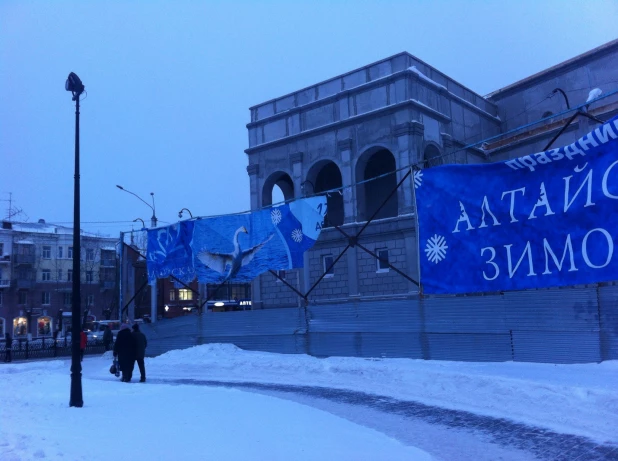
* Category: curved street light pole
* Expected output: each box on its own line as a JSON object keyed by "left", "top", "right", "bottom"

{"left": 178, "top": 208, "right": 193, "bottom": 219}
{"left": 116, "top": 185, "right": 158, "bottom": 323}
{"left": 66, "top": 72, "right": 85, "bottom": 408}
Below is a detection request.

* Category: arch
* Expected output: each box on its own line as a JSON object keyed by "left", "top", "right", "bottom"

{"left": 355, "top": 147, "right": 398, "bottom": 221}
{"left": 262, "top": 171, "right": 295, "bottom": 207}
{"left": 424, "top": 144, "right": 442, "bottom": 168}
{"left": 306, "top": 160, "right": 344, "bottom": 227}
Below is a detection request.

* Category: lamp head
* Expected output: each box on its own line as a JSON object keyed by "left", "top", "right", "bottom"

{"left": 65, "top": 72, "right": 85, "bottom": 100}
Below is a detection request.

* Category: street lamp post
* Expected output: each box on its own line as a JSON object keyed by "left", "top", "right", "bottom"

{"left": 65, "top": 71, "right": 85, "bottom": 408}
{"left": 178, "top": 208, "right": 193, "bottom": 219}
{"left": 116, "top": 185, "right": 158, "bottom": 322}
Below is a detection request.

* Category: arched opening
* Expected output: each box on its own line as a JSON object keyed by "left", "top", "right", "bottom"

{"left": 356, "top": 149, "right": 398, "bottom": 220}
{"left": 308, "top": 161, "right": 344, "bottom": 227}
{"left": 424, "top": 144, "right": 442, "bottom": 168}
{"left": 262, "top": 172, "right": 295, "bottom": 207}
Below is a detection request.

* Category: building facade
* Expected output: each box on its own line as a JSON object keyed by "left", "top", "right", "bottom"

{"left": 0, "top": 220, "right": 118, "bottom": 338}
{"left": 246, "top": 40, "right": 618, "bottom": 307}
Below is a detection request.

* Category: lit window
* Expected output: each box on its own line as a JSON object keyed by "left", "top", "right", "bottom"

{"left": 323, "top": 255, "right": 334, "bottom": 277}
{"left": 42, "top": 269, "right": 51, "bottom": 282}
{"left": 376, "top": 248, "right": 389, "bottom": 272}
{"left": 179, "top": 289, "right": 193, "bottom": 301}
{"left": 42, "top": 292, "right": 50, "bottom": 305}
{"left": 42, "top": 246, "right": 51, "bottom": 259}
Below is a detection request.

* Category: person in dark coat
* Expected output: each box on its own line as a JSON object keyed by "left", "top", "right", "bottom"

{"left": 102, "top": 325, "right": 113, "bottom": 351}
{"left": 113, "top": 324, "right": 136, "bottom": 382}
{"left": 4, "top": 332, "right": 12, "bottom": 363}
{"left": 131, "top": 324, "right": 148, "bottom": 382}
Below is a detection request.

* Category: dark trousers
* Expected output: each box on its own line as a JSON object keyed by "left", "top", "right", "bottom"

{"left": 80, "top": 349, "right": 85, "bottom": 361}
{"left": 120, "top": 359, "right": 135, "bottom": 382}
{"left": 104, "top": 342, "right": 111, "bottom": 351}
{"left": 135, "top": 357, "right": 146, "bottom": 380}
{"left": 4, "top": 350, "right": 11, "bottom": 362}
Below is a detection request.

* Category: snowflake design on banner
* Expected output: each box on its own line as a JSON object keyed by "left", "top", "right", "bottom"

{"left": 271, "top": 208, "right": 282, "bottom": 225}
{"left": 425, "top": 234, "right": 448, "bottom": 264}
{"left": 291, "top": 229, "right": 303, "bottom": 243}
{"left": 414, "top": 170, "right": 423, "bottom": 189}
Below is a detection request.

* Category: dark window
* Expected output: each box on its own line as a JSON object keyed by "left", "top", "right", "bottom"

{"left": 323, "top": 255, "right": 334, "bottom": 276}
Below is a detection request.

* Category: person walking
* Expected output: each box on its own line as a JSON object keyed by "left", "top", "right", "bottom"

{"left": 4, "top": 332, "right": 12, "bottom": 363}
{"left": 113, "top": 324, "right": 136, "bottom": 382}
{"left": 131, "top": 324, "right": 148, "bottom": 383}
{"left": 79, "top": 330, "right": 87, "bottom": 361}
{"left": 102, "top": 325, "right": 113, "bottom": 351}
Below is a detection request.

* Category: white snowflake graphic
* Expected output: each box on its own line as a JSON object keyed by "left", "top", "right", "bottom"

{"left": 271, "top": 208, "right": 282, "bottom": 225}
{"left": 414, "top": 170, "right": 423, "bottom": 189}
{"left": 425, "top": 234, "right": 448, "bottom": 264}
{"left": 291, "top": 229, "right": 303, "bottom": 243}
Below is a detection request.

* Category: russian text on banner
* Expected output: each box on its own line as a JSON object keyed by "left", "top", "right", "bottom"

{"left": 415, "top": 116, "right": 618, "bottom": 294}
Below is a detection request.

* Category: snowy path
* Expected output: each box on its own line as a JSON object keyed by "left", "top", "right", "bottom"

{"left": 150, "top": 378, "right": 618, "bottom": 461}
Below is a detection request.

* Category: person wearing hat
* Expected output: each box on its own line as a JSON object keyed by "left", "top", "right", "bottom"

{"left": 113, "top": 324, "right": 136, "bottom": 382}
{"left": 131, "top": 323, "right": 148, "bottom": 383}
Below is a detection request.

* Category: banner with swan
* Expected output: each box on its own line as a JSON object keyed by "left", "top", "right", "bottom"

{"left": 146, "top": 197, "right": 327, "bottom": 284}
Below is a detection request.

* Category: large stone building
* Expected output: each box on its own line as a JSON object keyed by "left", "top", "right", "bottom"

{"left": 0, "top": 220, "right": 118, "bottom": 337}
{"left": 245, "top": 39, "right": 618, "bottom": 308}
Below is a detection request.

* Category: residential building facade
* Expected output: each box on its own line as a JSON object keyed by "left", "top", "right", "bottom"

{"left": 246, "top": 39, "right": 618, "bottom": 307}
{"left": 0, "top": 220, "right": 118, "bottom": 337}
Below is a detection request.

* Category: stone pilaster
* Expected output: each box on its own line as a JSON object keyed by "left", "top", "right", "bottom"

{"left": 246, "top": 163, "right": 263, "bottom": 308}
{"left": 337, "top": 139, "right": 355, "bottom": 224}
{"left": 393, "top": 121, "right": 424, "bottom": 215}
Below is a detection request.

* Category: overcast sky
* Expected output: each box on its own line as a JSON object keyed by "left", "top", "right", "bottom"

{"left": 1, "top": 0, "right": 616, "bottom": 237}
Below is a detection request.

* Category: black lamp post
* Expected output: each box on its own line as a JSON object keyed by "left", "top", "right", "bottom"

{"left": 66, "top": 71, "right": 85, "bottom": 408}
{"left": 178, "top": 208, "right": 193, "bottom": 219}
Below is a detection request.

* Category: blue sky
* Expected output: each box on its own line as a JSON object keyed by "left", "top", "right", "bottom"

{"left": 1, "top": 0, "right": 616, "bottom": 237}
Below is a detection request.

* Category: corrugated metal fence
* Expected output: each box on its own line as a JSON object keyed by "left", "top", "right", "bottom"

{"left": 142, "top": 286, "right": 618, "bottom": 363}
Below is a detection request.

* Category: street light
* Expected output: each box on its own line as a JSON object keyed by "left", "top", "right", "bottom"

{"left": 66, "top": 71, "right": 85, "bottom": 408}
{"left": 133, "top": 218, "right": 146, "bottom": 228}
{"left": 116, "top": 185, "right": 158, "bottom": 324}
{"left": 116, "top": 185, "right": 157, "bottom": 227}
{"left": 178, "top": 208, "right": 193, "bottom": 219}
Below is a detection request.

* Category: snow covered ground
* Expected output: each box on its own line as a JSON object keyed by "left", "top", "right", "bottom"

{"left": 1, "top": 344, "right": 616, "bottom": 460}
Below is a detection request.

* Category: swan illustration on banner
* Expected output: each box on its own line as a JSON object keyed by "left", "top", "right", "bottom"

{"left": 146, "top": 196, "right": 327, "bottom": 284}
{"left": 196, "top": 226, "right": 274, "bottom": 282}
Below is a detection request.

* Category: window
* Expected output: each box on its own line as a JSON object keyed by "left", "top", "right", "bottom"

{"left": 42, "top": 291, "right": 51, "bottom": 305}
{"left": 86, "top": 249, "right": 95, "bottom": 261}
{"left": 57, "top": 269, "right": 62, "bottom": 281}
{"left": 42, "top": 246, "right": 51, "bottom": 259}
{"left": 276, "top": 270, "right": 286, "bottom": 282}
{"left": 0, "top": 242, "right": 3, "bottom": 255}
{"left": 376, "top": 248, "right": 390, "bottom": 272}
{"left": 41, "top": 269, "right": 51, "bottom": 281}
{"left": 37, "top": 316, "right": 52, "bottom": 336}
{"left": 67, "top": 270, "right": 73, "bottom": 282}
{"left": 87, "top": 295, "right": 94, "bottom": 306}
{"left": 179, "top": 289, "right": 193, "bottom": 301}
{"left": 68, "top": 247, "right": 73, "bottom": 259}
{"left": 18, "top": 291, "right": 27, "bottom": 304}
{"left": 169, "top": 290, "right": 176, "bottom": 301}
{"left": 64, "top": 292, "right": 72, "bottom": 305}
{"left": 58, "top": 246, "right": 64, "bottom": 259}
{"left": 323, "top": 255, "right": 335, "bottom": 277}
{"left": 0, "top": 291, "right": 3, "bottom": 306}
{"left": 86, "top": 271, "right": 93, "bottom": 283}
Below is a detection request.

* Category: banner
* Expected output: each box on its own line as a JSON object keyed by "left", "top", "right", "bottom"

{"left": 416, "top": 116, "right": 618, "bottom": 294}
{"left": 147, "top": 197, "right": 327, "bottom": 284}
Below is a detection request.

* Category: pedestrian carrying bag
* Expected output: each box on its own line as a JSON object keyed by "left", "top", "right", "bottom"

{"left": 110, "top": 358, "right": 120, "bottom": 377}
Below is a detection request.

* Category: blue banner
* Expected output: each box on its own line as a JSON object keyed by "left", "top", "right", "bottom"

{"left": 416, "top": 116, "right": 618, "bottom": 294}
{"left": 147, "top": 197, "right": 327, "bottom": 284}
